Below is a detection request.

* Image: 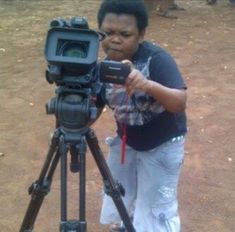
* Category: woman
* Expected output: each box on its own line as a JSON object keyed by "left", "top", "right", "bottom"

{"left": 96, "top": 1, "right": 187, "bottom": 231}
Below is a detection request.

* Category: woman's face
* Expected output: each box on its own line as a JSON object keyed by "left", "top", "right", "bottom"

{"left": 100, "top": 13, "right": 145, "bottom": 61}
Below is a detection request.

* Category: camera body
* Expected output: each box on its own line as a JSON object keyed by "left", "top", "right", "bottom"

{"left": 45, "top": 17, "right": 130, "bottom": 87}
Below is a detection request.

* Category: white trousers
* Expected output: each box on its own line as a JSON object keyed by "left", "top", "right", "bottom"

{"left": 100, "top": 136, "right": 185, "bottom": 232}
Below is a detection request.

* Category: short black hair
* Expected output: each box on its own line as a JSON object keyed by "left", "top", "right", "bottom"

{"left": 97, "top": 0, "right": 148, "bottom": 31}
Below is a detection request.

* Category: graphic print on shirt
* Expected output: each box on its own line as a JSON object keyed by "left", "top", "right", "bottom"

{"left": 105, "top": 57, "right": 165, "bottom": 126}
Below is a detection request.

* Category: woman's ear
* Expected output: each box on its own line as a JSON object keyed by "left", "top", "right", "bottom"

{"left": 139, "top": 29, "right": 146, "bottom": 43}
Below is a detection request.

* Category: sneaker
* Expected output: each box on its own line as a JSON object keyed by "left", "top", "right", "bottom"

{"left": 168, "top": 3, "right": 185, "bottom": 11}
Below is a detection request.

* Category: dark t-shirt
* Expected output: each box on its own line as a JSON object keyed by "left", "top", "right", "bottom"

{"left": 97, "top": 41, "right": 187, "bottom": 151}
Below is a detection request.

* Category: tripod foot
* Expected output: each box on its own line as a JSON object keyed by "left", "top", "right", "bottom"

{"left": 157, "top": 11, "right": 178, "bottom": 19}
{"left": 60, "top": 220, "right": 86, "bottom": 232}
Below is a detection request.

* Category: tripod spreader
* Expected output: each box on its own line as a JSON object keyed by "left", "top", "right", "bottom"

{"left": 28, "top": 179, "right": 51, "bottom": 198}
{"left": 104, "top": 180, "right": 125, "bottom": 198}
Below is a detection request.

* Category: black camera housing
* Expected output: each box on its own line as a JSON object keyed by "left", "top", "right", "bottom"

{"left": 45, "top": 17, "right": 100, "bottom": 87}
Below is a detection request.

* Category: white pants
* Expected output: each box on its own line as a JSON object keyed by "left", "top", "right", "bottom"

{"left": 100, "top": 136, "right": 185, "bottom": 232}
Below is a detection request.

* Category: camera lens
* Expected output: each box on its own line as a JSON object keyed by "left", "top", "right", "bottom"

{"left": 58, "top": 41, "right": 88, "bottom": 58}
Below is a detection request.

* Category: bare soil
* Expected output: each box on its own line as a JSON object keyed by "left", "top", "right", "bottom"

{"left": 0, "top": 0, "right": 234, "bottom": 231}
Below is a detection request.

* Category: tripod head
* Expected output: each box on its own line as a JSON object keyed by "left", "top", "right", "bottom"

{"left": 45, "top": 85, "right": 96, "bottom": 173}
{"left": 46, "top": 86, "right": 98, "bottom": 131}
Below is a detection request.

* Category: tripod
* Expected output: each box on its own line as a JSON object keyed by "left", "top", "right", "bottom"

{"left": 19, "top": 126, "right": 136, "bottom": 232}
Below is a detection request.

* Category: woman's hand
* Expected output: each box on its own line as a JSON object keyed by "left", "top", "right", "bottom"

{"left": 121, "top": 60, "right": 187, "bottom": 112}
{"left": 125, "top": 69, "right": 148, "bottom": 96}
{"left": 122, "top": 60, "right": 148, "bottom": 96}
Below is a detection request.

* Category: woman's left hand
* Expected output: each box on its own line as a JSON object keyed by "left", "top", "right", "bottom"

{"left": 122, "top": 60, "right": 148, "bottom": 96}
{"left": 121, "top": 60, "right": 186, "bottom": 112}
{"left": 125, "top": 69, "right": 148, "bottom": 96}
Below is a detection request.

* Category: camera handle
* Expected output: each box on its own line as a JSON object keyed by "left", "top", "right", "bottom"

{"left": 19, "top": 127, "right": 136, "bottom": 232}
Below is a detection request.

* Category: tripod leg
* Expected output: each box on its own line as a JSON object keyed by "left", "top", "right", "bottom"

{"left": 19, "top": 129, "right": 61, "bottom": 232}
{"left": 60, "top": 136, "right": 69, "bottom": 222}
{"left": 60, "top": 136, "right": 87, "bottom": 232}
{"left": 86, "top": 129, "right": 136, "bottom": 232}
{"left": 78, "top": 138, "right": 87, "bottom": 230}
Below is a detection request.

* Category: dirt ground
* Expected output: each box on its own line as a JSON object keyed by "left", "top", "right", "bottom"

{"left": 0, "top": 0, "right": 234, "bottom": 231}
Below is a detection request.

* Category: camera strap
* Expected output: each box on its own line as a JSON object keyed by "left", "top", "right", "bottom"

{"left": 106, "top": 84, "right": 130, "bottom": 165}
{"left": 121, "top": 124, "right": 127, "bottom": 165}
{"left": 120, "top": 93, "right": 130, "bottom": 165}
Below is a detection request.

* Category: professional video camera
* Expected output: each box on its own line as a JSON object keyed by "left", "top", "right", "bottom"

{"left": 19, "top": 17, "right": 135, "bottom": 232}
{"left": 44, "top": 16, "right": 130, "bottom": 130}
{"left": 44, "top": 16, "right": 102, "bottom": 130}
{"left": 45, "top": 16, "right": 130, "bottom": 87}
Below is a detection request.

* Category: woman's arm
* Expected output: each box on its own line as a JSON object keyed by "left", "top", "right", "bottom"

{"left": 125, "top": 69, "right": 187, "bottom": 113}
